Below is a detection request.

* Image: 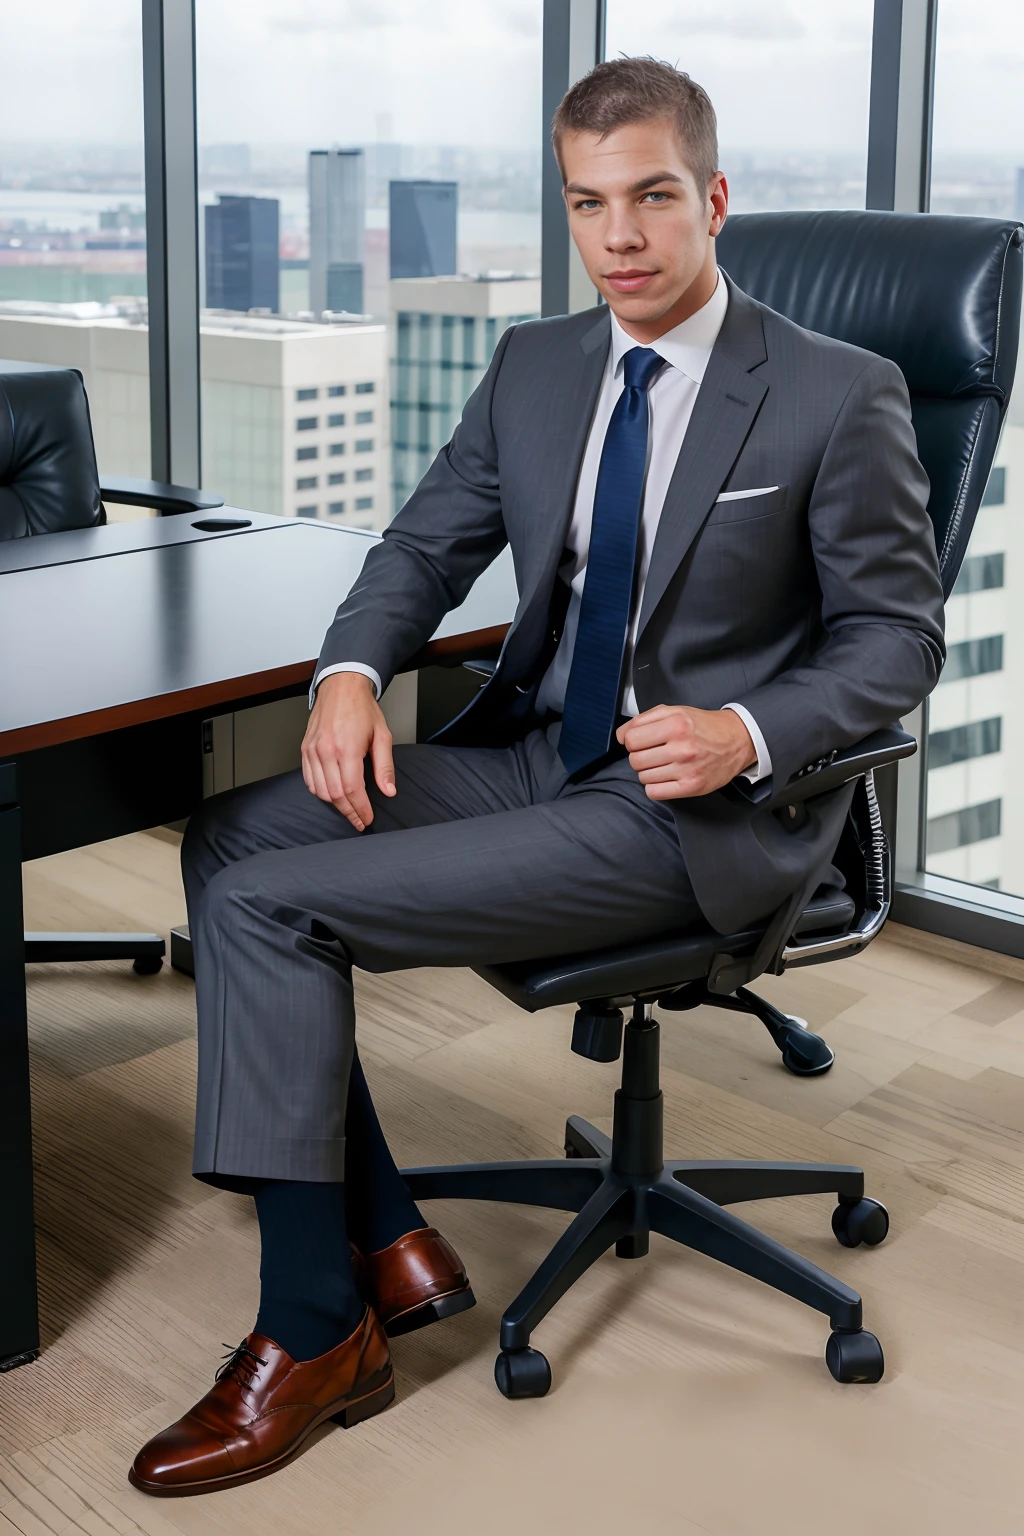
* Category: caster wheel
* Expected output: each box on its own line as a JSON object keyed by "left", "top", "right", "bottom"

{"left": 832, "top": 1197, "right": 889, "bottom": 1248}
{"left": 494, "top": 1347, "right": 551, "bottom": 1400}
{"left": 133, "top": 956, "right": 163, "bottom": 975}
{"left": 564, "top": 1142, "right": 583, "bottom": 1159}
{"left": 826, "top": 1329, "right": 884, "bottom": 1384}
{"left": 779, "top": 1021, "right": 835, "bottom": 1077}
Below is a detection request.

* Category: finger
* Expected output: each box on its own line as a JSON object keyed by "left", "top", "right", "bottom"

{"left": 627, "top": 743, "right": 694, "bottom": 772}
{"left": 305, "top": 750, "right": 334, "bottom": 805}
{"left": 616, "top": 704, "right": 673, "bottom": 743}
{"left": 370, "top": 725, "right": 397, "bottom": 797}
{"left": 622, "top": 718, "right": 686, "bottom": 753}
{"left": 645, "top": 776, "right": 703, "bottom": 801}
{"left": 301, "top": 744, "right": 316, "bottom": 797}
{"left": 319, "top": 748, "right": 368, "bottom": 830}
{"left": 636, "top": 762, "right": 687, "bottom": 783}
{"left": 337, "top": 752, "right": 375, "bottom": 829}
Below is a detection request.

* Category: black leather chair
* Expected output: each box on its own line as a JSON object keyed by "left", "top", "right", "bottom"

{"left": 400, "top": 212, "right": 1024, "bottom": 1397}
{"left": 0, "top": 364, "right": 225, "bottom": 972}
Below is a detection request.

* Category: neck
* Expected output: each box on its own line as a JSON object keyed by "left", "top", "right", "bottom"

{"left": 612, "top": 251, "right": 719, "bottom": 346}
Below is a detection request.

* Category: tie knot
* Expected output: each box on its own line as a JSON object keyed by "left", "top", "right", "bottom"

{"left": 622, "top": 346, "right": 663, "bottom": 393}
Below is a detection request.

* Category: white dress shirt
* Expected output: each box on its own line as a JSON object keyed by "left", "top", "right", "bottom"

{"left": 314, "top": 272, "right": 771, "bottom": 784}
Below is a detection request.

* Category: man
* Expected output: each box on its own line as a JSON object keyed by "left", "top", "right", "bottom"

{"left": 131, "top": 58, "right": 944, "bottom": 1494}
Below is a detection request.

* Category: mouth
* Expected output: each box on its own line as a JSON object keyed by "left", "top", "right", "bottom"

{"left": 604, "top": 269, "right": 659, "bottom": 294}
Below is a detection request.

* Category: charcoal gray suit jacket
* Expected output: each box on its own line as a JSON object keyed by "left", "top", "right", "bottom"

{"left": 316, "top": 275, "right": 945, "bottom": 934}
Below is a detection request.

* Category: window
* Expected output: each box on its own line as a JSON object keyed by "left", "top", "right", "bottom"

{"left": 355, "top": 467, "right": 374, "bottom": 482}
{"left": 296, "top": 416, "right": 318, "bottom": 431}
{"left": 928, "top": 799, "right": 1002, "bottom": 855}
{"left": 328, "top": 471, "right": 346, "bottom": 485}
{"left": 940, "top": 636, "right": 1004, "bottom": 682}
{"left": 920, "top": 0, "right": 1024, "bottom": 900}
{"left": 296, "top": 387, "right": 318, "bottom": 401}
{"left": 0, "top": 3, "right": 150, "bottom": 509}
{"left": 355, "top": 496, "right": 374, "bottom": 511}
{"left": 329, "top": 442, "right": 345, "bottom": 457}
{"left": 355, "top": 438, "right": 374, "bottom": 452}
{"left": 953, "top": 553, "right": 1005, "bottom": 596}
{"left": 929, "top": 718, "right": 1002, "bottom": 770}
{"left": 604, "top": 0, "right": 875, "bottom": 211}
{"left": 295, "top": 475, "right": 318, "bottom": 490}
{"left": 296, "top": 505, "right": 318, "bottom": 517}
{"left": 328, "top": 500, "right": 345, "bottom": 514}
{"left": 196, "top": 2, "right": 541, "bottom": 534}
{"left": 296, "top": 445, "right": 318, "bottom": 461}
{"left": 328, "top": 412, "right": 346, "bottom": 427}
{"left": 982, "top": 467, "right": 1006, "bottom": 507}
{"left": 355, "top": 409, "right": 374, "bottom": 424}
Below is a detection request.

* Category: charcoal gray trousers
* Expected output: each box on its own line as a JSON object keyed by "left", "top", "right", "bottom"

{"left": 183, "top": 725, "right": 699, "bottom": 1186}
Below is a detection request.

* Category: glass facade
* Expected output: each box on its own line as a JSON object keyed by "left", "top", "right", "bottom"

{"left": 923, "top": 0, "right": 1024, "bottom": 894}
{"left": 194, "top": 0, "right": 542, "bottom": 532}
{"left": 604, "top": 0, "right": 875, "bottom": 211}
{"left": 0, "top": 1, "right": 150, "bottom": 500}
{"left": 3, "top": 1, "right": 1022, "bottom": 945}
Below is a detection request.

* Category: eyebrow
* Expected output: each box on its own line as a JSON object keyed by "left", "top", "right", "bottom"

{"left": 564, "top": 171, "right": 684, "bottom": 197}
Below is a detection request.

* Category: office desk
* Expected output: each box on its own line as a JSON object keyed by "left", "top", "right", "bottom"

{"left": 0, "top": 515, "right": 515, "bottom": 1370}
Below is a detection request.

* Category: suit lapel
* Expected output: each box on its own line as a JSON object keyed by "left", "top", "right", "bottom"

{"left": 637, "top": 281, "right": 769, "bottom": 638}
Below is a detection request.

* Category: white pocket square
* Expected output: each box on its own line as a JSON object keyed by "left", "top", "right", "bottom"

{"left": 716, "top": 486, "right": 780, "bottom": 502}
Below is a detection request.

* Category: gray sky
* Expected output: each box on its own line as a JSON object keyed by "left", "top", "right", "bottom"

{"left": 0, "top": 0, "right": 1020, "bottom": 160}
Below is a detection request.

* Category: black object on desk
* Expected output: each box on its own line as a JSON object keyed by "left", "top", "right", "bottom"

{"left": 0, "top": 516, "right": 513, "bottom": 1370}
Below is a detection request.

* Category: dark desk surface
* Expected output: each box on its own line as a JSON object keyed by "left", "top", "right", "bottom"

{"left": 0, "top": 518, "right": 516, "bottom": 756}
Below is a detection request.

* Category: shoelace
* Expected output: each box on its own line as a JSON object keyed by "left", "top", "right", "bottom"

{"left": 215, "top": 1341, "right": 268, "bottom": 1392}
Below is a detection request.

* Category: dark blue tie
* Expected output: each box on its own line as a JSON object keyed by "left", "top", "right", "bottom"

{"left": 558, "top": 345, "right": 664, "bottom": 776}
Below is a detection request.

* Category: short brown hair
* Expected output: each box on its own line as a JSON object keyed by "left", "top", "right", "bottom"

{"left": 552, "top": 57, "right": 719, "bottom": 198}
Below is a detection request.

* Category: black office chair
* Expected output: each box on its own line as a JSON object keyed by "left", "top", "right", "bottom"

{"left": 0, "top": 364, "right": 225, "bottom": 973}
{"left": 401, "top": 212, "right": 1024, "bottom": 1396}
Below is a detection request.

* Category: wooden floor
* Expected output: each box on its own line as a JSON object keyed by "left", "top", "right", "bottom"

{"left": 4, "top": 828, "right": 1024, "bottom": 1535}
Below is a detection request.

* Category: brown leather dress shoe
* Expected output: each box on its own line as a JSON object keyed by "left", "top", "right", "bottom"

{"left": 129, "top": 1307, "right": 393, "bottom": 1496}
{"left": 352, "top": 1227, "right": 475, "bottom": 1337}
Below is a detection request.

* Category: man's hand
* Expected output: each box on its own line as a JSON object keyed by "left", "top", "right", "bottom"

{"left": 301, "top": 672, "right": 396, "bottom": 830}
{"left": 616, "top": 705, "right": 757, "bottom": 801}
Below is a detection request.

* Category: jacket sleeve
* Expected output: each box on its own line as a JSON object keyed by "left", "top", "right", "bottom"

{"left": 732, "top": 354, "right": 946, "bottom": 792}
{"left": 314, "top": 324, "right": 515, "bottom": 694}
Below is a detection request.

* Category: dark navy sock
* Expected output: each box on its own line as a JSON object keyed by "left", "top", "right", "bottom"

{"left": 253, "top": 1180, "right": 365, "bottom": 1362}
{"left": 344, "top": 1051, "right": 427, "bottom": 1254}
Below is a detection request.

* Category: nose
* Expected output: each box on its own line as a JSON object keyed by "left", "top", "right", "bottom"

{"left": 604, "top": 202, "right": 644, "bottom": 254}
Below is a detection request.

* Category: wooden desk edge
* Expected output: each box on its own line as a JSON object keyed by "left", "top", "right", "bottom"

{"left": 0, "top": 624, "right": 511, "bottom": 758}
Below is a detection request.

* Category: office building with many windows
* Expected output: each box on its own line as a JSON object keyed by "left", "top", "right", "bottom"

{"left": 389, "top": 274, "right": 540, "bottom": 512}
{"left": 0, "top": 301, "right": 388, "bottom": 531}
{"left": 389, "top": 180, "right": 458, "bottom": 279}
{"left": 308, "top": 148, "right": 365, "bottom": 317}
{"left": 204, "top": 194, "right": 280, "bottom": 314}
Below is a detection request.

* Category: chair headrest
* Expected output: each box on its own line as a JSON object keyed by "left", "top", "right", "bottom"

{"left": 716, "top": 210, "right": 1022, "bottom": 403}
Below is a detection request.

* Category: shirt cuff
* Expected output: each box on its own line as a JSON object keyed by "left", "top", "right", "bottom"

{"left": 722, "top": 703, "right": 772, "bottom": 784}
{"left": 309, "top": 662, "right": 383, "bottom": 708}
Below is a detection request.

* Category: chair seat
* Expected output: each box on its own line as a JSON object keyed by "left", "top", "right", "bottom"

{"left": 475, "top": 885, "right": 856, "bottom": 1012}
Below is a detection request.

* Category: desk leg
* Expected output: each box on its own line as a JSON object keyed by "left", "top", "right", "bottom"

{"left": 0, "top": 781, "right": 40, "bottom": 1371}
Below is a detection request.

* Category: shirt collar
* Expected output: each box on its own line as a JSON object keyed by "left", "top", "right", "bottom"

{"left": 609, "top": 270, "right": 728, "bottom": 386}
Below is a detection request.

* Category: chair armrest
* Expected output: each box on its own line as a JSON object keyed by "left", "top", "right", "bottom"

{"left": 766, "top": 725, "right": 916, "bottom": 812}
{"left": 98, "top": 476, "right": 225, "bottom": 515}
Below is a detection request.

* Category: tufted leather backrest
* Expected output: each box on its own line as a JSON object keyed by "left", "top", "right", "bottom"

{"left": 716, "top": 211, "right": 1023, "bottom": 596}
{"left": 0, "top": 368, "right": 104, "bottom": 540}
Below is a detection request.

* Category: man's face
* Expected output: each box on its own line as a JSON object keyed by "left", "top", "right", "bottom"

{"left": 560, "top": 117, "right": 727, "bottom": 328}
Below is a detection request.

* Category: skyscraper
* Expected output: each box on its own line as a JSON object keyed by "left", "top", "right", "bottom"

{"left": 389, "top": 180, "right": 458, "bottom": 280}
{"left": 205, "top": 195, "right": 280, "bottom": 314}
{"left": 309, "top": 149, "right": 365, "bottom": 316}
{"left": 389, "top": 274, "right": 540, "bottom": 513}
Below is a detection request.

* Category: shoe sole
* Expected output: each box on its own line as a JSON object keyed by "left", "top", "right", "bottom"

{"left": 383, "top": 1284, "right": 477, "bottom": 1339}
{"left": 127, "top": 1367, "right": 395, "bottom": 1497}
